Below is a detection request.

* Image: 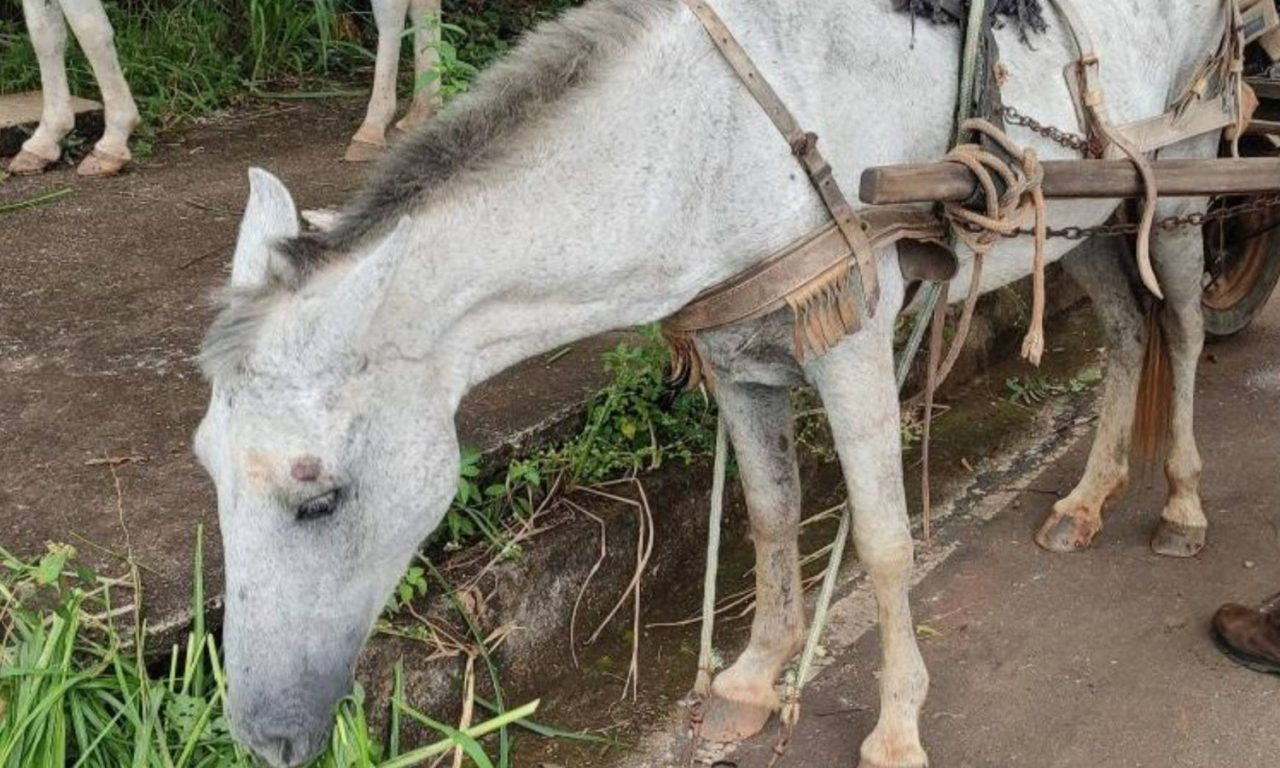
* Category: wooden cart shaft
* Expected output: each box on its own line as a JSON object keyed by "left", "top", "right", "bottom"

{"left": 859, "top": 157, "right": 1280, "bottom": 206}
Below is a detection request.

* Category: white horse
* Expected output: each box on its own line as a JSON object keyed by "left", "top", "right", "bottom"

{"left": 344, "top": 0, "right": 444, "bottom": 162}
{"left": 195, "top": 1, "right": 1223, "bottom": 765}
{"left": 9, "top": 0, "right": 139, "bottom": 176}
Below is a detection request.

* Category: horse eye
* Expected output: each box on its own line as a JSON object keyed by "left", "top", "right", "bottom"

{"left": 296, "top": 490, "right": 340, "bottom": 522}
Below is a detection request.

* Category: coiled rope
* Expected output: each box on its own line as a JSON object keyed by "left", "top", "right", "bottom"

{"left": 943, "top": 117, "right": 1050, "bottom": 368}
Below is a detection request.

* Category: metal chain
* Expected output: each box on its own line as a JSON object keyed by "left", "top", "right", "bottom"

{"left": 999, "top": 104, "right": 1096, "bottom": 155}
{"left": 993, "top": 104, "right": 1280, "bottom": 241}
{"left": 960, "top": 192, "right": 1280, "bottom": 242}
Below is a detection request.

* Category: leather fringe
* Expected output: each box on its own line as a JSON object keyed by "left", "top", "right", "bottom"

{"left": 662, "top": 327, "right": 706, "bottom": 392}
{"left": 785, "top": 263, "right": 861, "bottom": 363}
{"left": 662, "top": 263, "right": 862, "bottom": 391}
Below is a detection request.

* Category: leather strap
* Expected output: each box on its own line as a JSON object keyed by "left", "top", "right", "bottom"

{"left": 683, "top": 0, "right": 880, "bottom": 317}
{"left": 665, "top": 207, "right": 944, "bottom": 335}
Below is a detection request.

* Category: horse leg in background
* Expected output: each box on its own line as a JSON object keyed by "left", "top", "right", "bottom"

{"left": 8, "top": 0, "right": 73, "bottom": 175}
{"left": 1148, "top": 209, "right": 1210, "bottom": 557}
{"left": 701, "top": 380, "right": 806, "bottom": 742}
{"left": 346, "top": 0, "right": 410, "bottom": 162}
{"left": 1036, "top": 237, "right": 1146, "bottom": 552}
{"left": 395, "top": 0, "right": 442, "bottom": 134}
{"left": 56, "top": 0, "right": 138, "bottom": 176}
{"left": 809, "top": 329, "right": 928, "bottom": 768}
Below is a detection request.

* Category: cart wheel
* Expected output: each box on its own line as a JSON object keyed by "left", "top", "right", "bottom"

{"left": 1202, "top": 199, "right": 1280, "bottom": 338}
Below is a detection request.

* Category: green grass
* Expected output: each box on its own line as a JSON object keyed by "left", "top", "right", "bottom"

{"left": 0, "top": 0, "right": 584, "bottom": 131}
{"left": 1, "top": 333, "right": 683, "bottom": 767}
{"left": 428, "top": 332, "right": 717, "bottom": 556}
{"left": 0, "top": 530, "right": 558, "bottom": 768}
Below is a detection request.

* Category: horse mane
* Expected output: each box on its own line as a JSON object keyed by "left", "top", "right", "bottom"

{"left": 201, "top": 0, "right": 676, "bottom": 380}
{"left": 895, "top": 0, "right": 1047, "bottom": 40}
{"left": 279, "top": 0, "right": 679, "bottom": 275}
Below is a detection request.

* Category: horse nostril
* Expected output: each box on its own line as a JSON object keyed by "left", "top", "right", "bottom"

{"left": 253, "top": 733, "right": 307, "bottom": 768}
{"left": 277, "top": 738, "right": 295, "bottom": 766}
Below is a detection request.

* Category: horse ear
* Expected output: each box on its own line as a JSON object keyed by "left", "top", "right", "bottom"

{"left": 322, "top": 217, "right": 415, "bottom": 348}
{"left": 232, "top": 168, "right": 300, "bottom": 289}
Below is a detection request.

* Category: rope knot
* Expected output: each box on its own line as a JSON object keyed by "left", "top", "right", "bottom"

{"left": 942, "top": 118, "right": 1049, "bottom": 367}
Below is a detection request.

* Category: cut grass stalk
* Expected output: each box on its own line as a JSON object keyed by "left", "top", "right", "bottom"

{"left": 0, "top": 187, "right": 72, "bottom": 215}
{"left": 379, "top": 700, "right": 539, "bottom": 768}
{"left": 1, "top": 532, "right": 577, "bottom": 768}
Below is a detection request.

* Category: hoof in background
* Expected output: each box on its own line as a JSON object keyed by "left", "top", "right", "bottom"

{"left": 7, "top": 149, "right": 57, "bottom": 176}
{"left": 301, "top": 208, "right": 341, "bottom": 232}
{"left": 343, "top": 139, "right": 386, "bottom": 163}
{"left": 1151, "top": 519, "right": 1206, "bottom": 558}
{"left": 76, "top": 149, "right": 129, "bottom": 178}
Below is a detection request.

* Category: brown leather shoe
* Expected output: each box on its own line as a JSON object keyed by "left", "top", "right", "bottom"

{"left": 1212, "top": 601, "right": 1280, "bottom": 675}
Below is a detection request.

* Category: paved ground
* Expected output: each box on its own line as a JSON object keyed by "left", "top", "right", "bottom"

{"left": 714, "top": 297, "right": 1280, "bottom": 766}
{"left": 0, "top": 101, "right": 626, "bottom": 633}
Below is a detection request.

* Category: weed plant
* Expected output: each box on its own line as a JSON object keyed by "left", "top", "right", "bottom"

{"left": 0, "top": 0, "right": 583, "bottom": 129}
{"left": 433, "top": 333, "right": 718, "bottom": 554}
{"left": 0, "top": 529, "right": 556, "bottom": 767}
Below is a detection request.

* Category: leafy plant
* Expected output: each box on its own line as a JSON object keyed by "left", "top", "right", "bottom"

{"left": 433, "top": 332, "right": 716, "bottom": 553}
{"left": 1004, "top": 374, "right": 1067, "bottom": 407}
{"left": 0, "top": 531, "right": 559, "bottom": 767}
{"left": 0, "top": 0, "right": 574, "bottom": 129}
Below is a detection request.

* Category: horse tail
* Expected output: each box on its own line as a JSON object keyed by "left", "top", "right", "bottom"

{"left": 1132, "top": 302, "right": 1172, "bottom": 464}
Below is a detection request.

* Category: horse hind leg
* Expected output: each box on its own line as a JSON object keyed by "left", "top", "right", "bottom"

{"left": 9, "top": 0, "right": 73, "bottom": 175}
{"left": 347, "top": 0, "right": 410, "bottom": 162}
{"left": 56, "top": 0, "right": 139, "bottom": 176}
{"left": 1147, "top": 207, "right": 1210, "bottom": 557}
{"left": 1036, "top": 237, "right": 1146, "bottom": 553}
{"left": 395, "top": 0, "right": 442, "bottom": 134}
{"left": 808, "top": 327, "right": 928, "bottom": 768}
{"left": 699, "top": 379, "right": 806, "bottom": 743}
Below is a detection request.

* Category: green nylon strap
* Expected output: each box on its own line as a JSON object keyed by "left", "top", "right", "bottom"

{"left": 897, "top": 0, "right": 990, "bottom": 388}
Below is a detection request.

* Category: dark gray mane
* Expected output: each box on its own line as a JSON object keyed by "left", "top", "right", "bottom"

{"left": 281, "top": 0, "right": 679, "bottom": 274}
{"left": 895, "top": 0, "right": 1047, "bottom": 40}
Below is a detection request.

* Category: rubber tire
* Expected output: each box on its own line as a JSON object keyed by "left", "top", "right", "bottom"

{"left": 1202, "top": 224, "right": 1280, "bottom": 339}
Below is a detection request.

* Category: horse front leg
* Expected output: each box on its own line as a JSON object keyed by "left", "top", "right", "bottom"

{"left": 809, "top": 326, "right": 928, "bottom": 768}
{"left": 1148, "top": 209, "right": 1209, "bottom": 557}
{"left": 395, "top": 0, "right": 442, "bottom": 134}
{"left": 700, "top": 379, "right": 806, "bottom": 742}
{"left": 347, "top": 0, "right": 410, "bottom": 162}
{"left": 56, "top": 0, "right": 139, "bottom": 176}
{"left": 1036, "top": 238, "right": 1145, "bottom": 552}
{"left": 9, "top": 0, "right": 73, "bottom": 175}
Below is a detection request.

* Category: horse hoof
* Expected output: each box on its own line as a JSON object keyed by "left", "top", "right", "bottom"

{"left": 301, "top": 208, "right": 341, "bottom": 232}
{"left": 859, "top": 740, "right": 929, "bottom": 768}
{"left": 699, "top": 694, "right": 774, "bottom": 743}
{"left": 6, "top": 149, "right": 56, "bottom": 176}
{"left": 1151, "top": 519, "right": 1206, "bottom": 558}
{"left": 76, "top": 149, "right": 129, "bottom": 177}
{"left": 1035, "top": 510, "right": 1100, "bottom": 553}
{"left": 343, "top": 139, "right": 386, "bottom": 163}
{"left": 395, "top": 112, "right": 435, "bottom": 135}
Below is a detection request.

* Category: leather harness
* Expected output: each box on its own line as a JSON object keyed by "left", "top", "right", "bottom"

{"left": 666, "top": 0, "right": 954, "bottom": 385}
{"left": 666, "top": 0, "right": 1250, "bottom": 388}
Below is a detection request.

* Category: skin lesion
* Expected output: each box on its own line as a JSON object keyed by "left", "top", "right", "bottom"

{"left": 243, "top": 450, "right": 281, "bottom": 492}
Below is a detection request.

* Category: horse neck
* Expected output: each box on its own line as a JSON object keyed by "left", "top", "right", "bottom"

{"left": 366, "top": 5, "right": 847, "bottom": 404}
